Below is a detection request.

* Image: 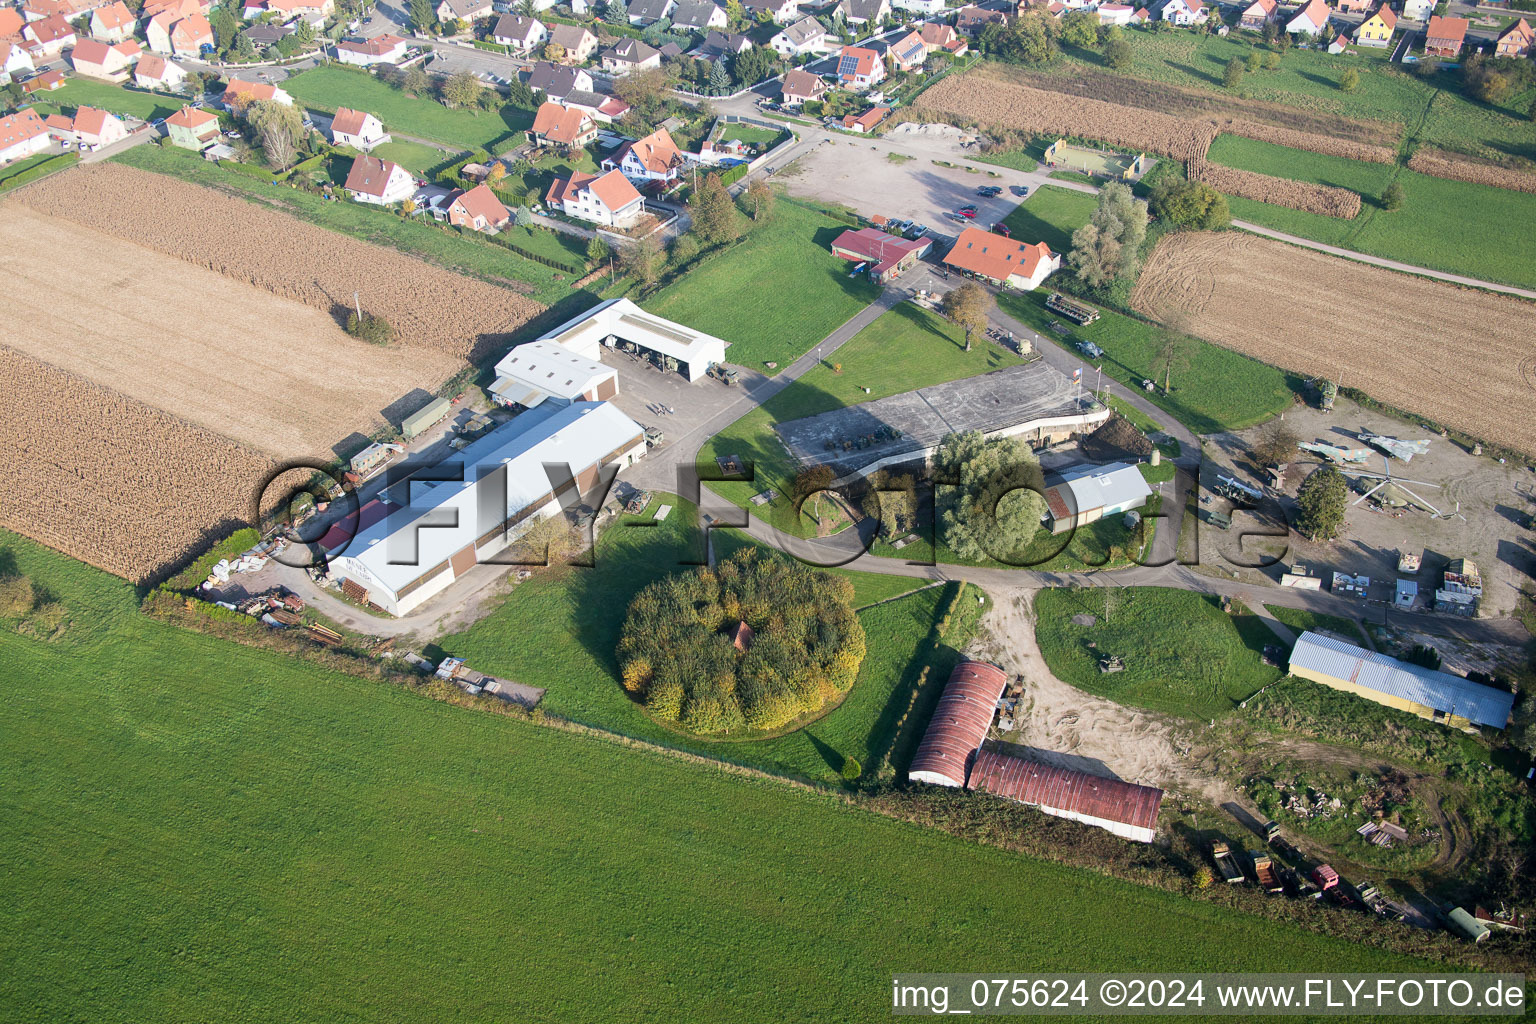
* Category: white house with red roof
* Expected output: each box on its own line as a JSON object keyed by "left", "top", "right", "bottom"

{"left": 89, "top": 0, "right": 135, "bottom": 41}
{"left": 1158, "top": 0, "right": 1206, "bottom": 26}
{"left": 1237, "top": 0, "right": 1276, "bottom": 29}
{"left": 1097, "top": 3, "right": 1135, "bottom": 25}
{"left": 46, "top": 105, "right": 128, "bottom": 147}
{"left": 334, "top": 33, "right": 410, "bottom": 65}
{"left": 1286, "top": 0, "right": 1330, "bottom": 35}
{"left": 344, "top": 154, "right": 416, "bottom": 205}
{"left": 918, "top": 23, "right": 968, "bottom": 55}
{"left": 1, "top": 41, "right": 36, "bottom": 85}
{"left": 943, "top": 226, "right": 1060, "bottom": 290}
{"left": 885, "top": 29, "right": 926, "bottom": 71}
{"left": 601, "top": 127, "right": 684, "bottom": 185}
{"left": 330, "top": 107, "right": 390, "bottom": 150}
{"left": 834, "top": 45, "right": 884, "bottom": 89}
{"left": 222, "top": 76, "right": 294, "bottom": 109}
{"left": 70, "top": 38, "right": 140, "bottom": 81}
{"left": 22, "top": 14, "right": 76, "bottom": 57}
{"left": 447, "top": 183, "right": 510, "bottom": 232}
{"left": 0, "top": 107, "right": 50, "bottom": 163}
{"left": 528, "top": 100, "right": 596, "bottom": 148}
{"left": 546, "top": 168, "right": 645, "bottom": 227}
{"left": 134, "top": 53, "right": 188, "bottom": 90}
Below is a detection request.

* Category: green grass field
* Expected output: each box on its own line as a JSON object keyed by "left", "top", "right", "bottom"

{"left": 698, "top": 303, "right": 1022, "bottom": 528}
{"left": 1034, "top": 586, "right": 1282, "bottom": 718}
{"left": 0, "top": 150, "right": 77, "bottom": 192}
{"left": 366, "top": 138, "right": 448, "bottom": 174}
{"left": 1262, "top": 604, "right": 1371, "bottom": 647}
{"left": 1000, "top": 183, "right": 1097, "bottom": 254}
{"left": 998, "top": 289, "right": 1294, "bottom": 434}
{"left": 641, "top": 198, "right": 883, "bottom": 369}
{"left": 115, "top": 143, "right": 584, "bottom": 307}
{"left": 24, "top": 78, "right": 184, "bottom": 122}
{"left": 283, "top": 66, "right": 532, "bottom": 151}
{"left": 1208, "top": 134, "right": 1536, "bottom": 290}
{"left": 717, "top": 122, "right": 782, "bottom": 147}
{"left": 0, "top": 531, "right": 1435, "bottom": 1021}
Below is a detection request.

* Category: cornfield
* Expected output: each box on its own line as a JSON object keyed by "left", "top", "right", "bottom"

{"left": 1407, "top": 148, "right": 1536, "bottom": 196}
{"left": 0, "top": 345, "right": 276, "bottom": 584}
{"left": 1218, "top": 119, "right": 1396, "bottom": 165}
{"left": 1188, "top": 160, "right": 1362, "bottom": 218}
{"left": 13, "top": 165, "right": 545, "bottom": 362}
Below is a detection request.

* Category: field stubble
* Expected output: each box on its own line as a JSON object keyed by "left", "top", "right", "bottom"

{"left": 1129, "top": 231, "right": 1536, "bottom": 455}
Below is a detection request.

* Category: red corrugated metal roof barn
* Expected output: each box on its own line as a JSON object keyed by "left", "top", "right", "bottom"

{"left": 908, "top": 661, "right": 1008, "bottom": 787}
{"left": 968, "top": 749, "right": 1164, "bottom": 843}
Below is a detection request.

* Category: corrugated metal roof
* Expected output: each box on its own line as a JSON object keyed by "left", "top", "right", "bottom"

{"left": 1050, "top": 461, "right": 1153, "bottom": 519}
{"left": 1289, "top": 631, "right": 1515, "bottom": 729}
{"left": 909, "top": 661, "right": 1007, "bottom": 787}
{"left": 492, "top": 340, "right": 613, "bottom": 402}
{"left": 969, "top": 750, "right": 1163, "bottom": 833}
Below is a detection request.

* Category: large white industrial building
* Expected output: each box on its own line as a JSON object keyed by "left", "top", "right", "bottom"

{"left": 489, "top": 340, "right": 619, "bottom": 409}
{"left": 530, "top": 297, "right": 728, "bottom": 383}
{"left": 328, "top": 402, "right": 645, "bottom": 616}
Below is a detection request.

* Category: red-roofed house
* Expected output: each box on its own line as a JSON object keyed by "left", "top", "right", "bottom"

{"left": 839, "top": 105, "right": 888, "bottom": 133}
{"left": 334, "top": 33, "right": 409, "bottom": 65}
{"left": 22, "top": 14, "right": 76, "bottom": 57}
{"left": 1286, "top": 0, "right": 1329, "bottom": 35}
{"left": 447, "top": 183, "right": 510, "bottom": 232}
{"left": 886, "top": 28, "right": 926, "bottom": 70}
{"left": 47, "top": 104, "right": 127, "bottom": 147}
{"left": 528, "top": 101, "right": 596, "bottom": 148}
{"left": 1097, "top": 3, "right": 1135, "bottom": 25}
{"left": 0, "top": 7, "right": 25, "bottom": 38}
{"left": 1355, "top": 6, "right": 1395, "bottom": 46}
{"left": 222, "top": 76, "right": 294, "bottom": 109}
{"left": 835, "top": 45, "right": 884, "bottom": 89}
{"left": 1335, "top": 0, "right": 1371, "bottom": 14}
{"left": 1159, "top": 0, "right": 1205, "bottom": 26}
{"left": 546, "top": 168, "right": 645, "bottom": 226}
{"left": 918, "top": 23, "right": 968, "bottom": 55}
{"left": 165, "top": 104, "right": 220, "bottom": 149}
{"left": 89, "top": 0, "right": 135, "bottom": 41}
{"left": 943, "top": 226, "right": 1061, "bottom": 290}
{"left": 134, "top": 53, "right": 188, "bottom": 90}
{"left": 1237, "top": 0, "right": 1276, "bottom": 30}
{"left": 1424, "top": 14, "right": 1467, "bottom": 54}
{"left": 1495, "top": 17, "right": 1532, "bottom": 57}
{"left": 70, "top": 38, "right": 140, "bottom": 81}
{"left": 142, "top": 0, "right": 204, "bottom": 21}
{"left": 830, "top": 226, "right": 932, "bottom": 284}
{"left": 344, "top": 154, "right": 415, "bottom": 205}
{"left": 0, "top": 107, "right": 50, "bottom": 163}
{"left": 0, "top": 41, "right": 36, "bottom": 85}
{"left": 330, "top": 107, "right": 390, "bottom": 150}
{"left": 148, "top": 11, "right": 213, "bottom": 56}
{"left": 601, "top": 127, "right": 683, "bottom": 185}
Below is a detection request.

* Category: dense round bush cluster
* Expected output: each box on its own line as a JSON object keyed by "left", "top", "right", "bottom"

{"left": 617, "top": 549, "right": 866, "bottom": 735}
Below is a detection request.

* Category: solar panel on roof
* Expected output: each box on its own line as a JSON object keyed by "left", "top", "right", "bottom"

{"left": 838, "top": 53, "right": 859, "bottom": 75}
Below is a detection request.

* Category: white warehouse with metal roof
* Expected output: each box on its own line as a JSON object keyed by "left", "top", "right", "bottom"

{"left": 1042, "top": 461, "right": 1154, "bottom": 535}
{"left": 533, "top": 297, "right": 728, "bottom": 382}
{"left": 328, "top": 402, "right": 645, "bottom": 616}
{"left": 490, "top": 341, "right": 619, "bottom": 409}
{"left": 1288, "top": 631, "right": 1515, "bottom": 731}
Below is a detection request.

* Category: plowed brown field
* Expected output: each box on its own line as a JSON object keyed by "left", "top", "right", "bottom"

{"left": 0, "top": 207, "right": 461, "bottom": 458}
{"left": 1130, "top": 232, "right": 1536, "bottom": 455}
{"left": 12, "top": 164, "right": 542, "bottom": 362}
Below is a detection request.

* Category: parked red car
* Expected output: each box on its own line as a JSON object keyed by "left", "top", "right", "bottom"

{"left": 958, "top": 206, "right": 977, "bottom": 218}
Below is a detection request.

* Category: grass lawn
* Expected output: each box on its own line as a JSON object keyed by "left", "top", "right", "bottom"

{"left": 0, "top": 151, "right": 76, "bottom": 192}
{"left": 0, "top": 533, "right": 1431, "bottom": 1022}
{"left": 283, "top": 66, "right": 532, "bottom": 151}
{"left": 1034, "top": 586, "right": 1282, "bottom": 718}
{"left": 717, "top": 122, "right": 781, "bottom": 147}
{"left": 25, "top": 78, "right": 183, "bottom": 122}
{"left": 366, "top": 138, "right": 448, "bottom": 174}
{"left": 1000, "top": 183, "right": 1097, "bottom": 254}
{"left": 698, "top": 303, "right": 1023, "bottom": 530}
{"left": 115, "top": 143, "right": 585, "bottom": 307}
{"left": 1208, "top": 134, "right": 1536, "bottom": 290}
{"left": 1263, "top": 603, "right": 1371, "bottom": 647}
{"left": 437, "top": 495, "right": 982, "bottom": 784}
{"left": 641, "top": 198, "right": 883, "bottom": 370}
{"left": 998, "top": 288, "right": 1295, "bottom": 434}
{"left": 973, "top": 147, "right": 1040, "bottom": 172}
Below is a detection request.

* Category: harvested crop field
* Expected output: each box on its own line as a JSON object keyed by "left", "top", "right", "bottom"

{"left": 11, "top": 164, "right": 542, "bottom": 362}
{"left": 1188, "top": 160, "right": 1361, "bottom": 218}
{"left": 0, "top": 346, "right": 274, "bottom": 584}
{"left": 1407, "top": 148, "right": 1536, "bottom": 196}
{"left": 0, "top": 207, "right": 461, "bottom": 458}
{"left": 1130, "top": 232, "right": 1536, "bottom": 455}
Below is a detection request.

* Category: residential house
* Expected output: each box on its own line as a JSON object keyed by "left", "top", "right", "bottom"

{"left": 334, "top": 34, "right": 410, "bottom": 65}
{"left": 839, "top": 104, "right": 887, "bottom": 132}
{"left": 70, "top": 38, "right": 141, "bottom": 81}
{"left": 446, "top": 183, "right": 510, "bottom": 231}
{"left": 435, "top": 0, "right": 493, "bottom": 23}
{"left": 891, "top": 0, "right": 946, "bottom": 14}
{"left": 89, "top": 0, "right": 135, "bottom": 42}
{"left": 546, "top": 168, "right": 645, "bottom": 226}
{"left": 527, "top": 60, "right": 593, "bottom": 98}
{"left": 1495, "top": 17, "right": 1532, "bottom": 56}
{"left": 134, "top": 53, "right": 188, "bottom": 90}
{"left": 943, "top": 225, "right": 1061, "bottom": 289}
{"left": 147, "top": 12, "right": 214, "bottom": 57}
{"left": 1401, "top": 0, "right": 1431, "bottom": 19}
{"left": 559, "top": 88, "right": 630, "bottom": 123}
{"left": 919, "top": 23, "right": 967, "bottom": 54}
{"left": 1236, "top": 0, "right": 1276, "bottom": 30}
{"left": 1159, "top": 0, "right": 1205, "bottom": 26}
{"left": 527, "top": 99, "right": 596, "bottom": 147}
{"left": 0, "top": 7, "right": 25, "bottom": 37}
{"left": 834, "top": 44, "right": 884, "bottom": 89}
{"left": 778, "top": 65, "right": 826, "bottom": 105}
{"left": 330, "top": 107, "right": 390, "bottom": 150}
{"left": 743, "top": 0, "right": 797, "bottom": 22}
{"left": 829, "top": 226, "right": 931, "bottom": 283}
{"left": 1335, "top": 0, "right": 1370, "bottom": 13}
{"left": 1130, "top": 7, "right": 1151, "bottom": 24}
{"left": 491, "top": 14, "right": 546, "bottom": 50}
{"left": 252, "top": 0, "right": 333, "bottom": 16}
{"left": 769, "top": 15, "right": 825, "bottom": 57}
{"left": 0, "top": 41, "right": 37, "bottom": 85}
{"left": 691, "top": 28, "right": 749, "bottom": 61}
{"left": 1423, "top": 14, "right": 1466, "bottom": 54}
{"left": 47, "top": 105, "right": 128, "bottom": 147}
{"left": 955, "top": 4, "right": 1008, "bottom": 34}
{"left": 244, "top": 22, "right": 294, "bottom": 51}
{"left": 836, "top": 0, "right": 887, "bottom": 24}
{"left": 626, "top": 0, "right": 675, "bottom": 24}
{"left": 1354, "top": 5, "right": 1395, "bottom": 46}
{"left": 672, "top": 0, "right": 727, "bottom": 30}
{"left": 601, "top": 37, "right": 661, "bottom": 73}
{"left": 223, "top": 76, "right": 294, "bottom": 108}
{"left": 0, "top": 107, "right": 50, "bottom": 164}
{"left": 602, "top": 126, "right": 684, "bottom": 184}
{"left": 548, "top": 22, "right": 597, "bottom": 62}
{"left": 1097, "top": 3, "right": 1134, "bottom": 25}
{"left": 22, "top": 15, "right": 75, "bottom": 57}
{"left": 20, "top": 0, "right": 94, "bottom": 20}
{"left": 142, "top": 0, "right": 205, "bottom": 21}
{"left": 885, "top": 28, "right": 925, "bottom": 69}
{"left": 344, "top": 154, "right": 416, "bottom": 204}
{"left": 21, "top": 68, "right": 66, "bottom": 93}
{"left": 164, "top": 103, "right": 220, "bottom": 148}
{"left": 1285, "top": 0, "right": 1329, "bottom": 35}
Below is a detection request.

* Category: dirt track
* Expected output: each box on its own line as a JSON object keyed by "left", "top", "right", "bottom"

{"left": 0, "top": 208, "right": 462, "bottom": 460}
{"left": 1130, "top": 231, "right": 1536, "bottom": 456}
